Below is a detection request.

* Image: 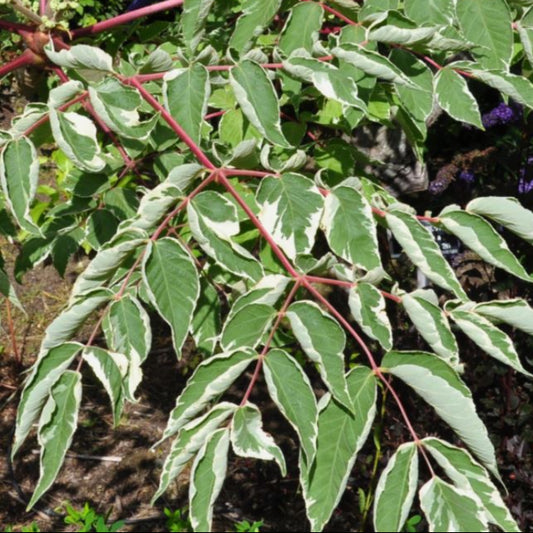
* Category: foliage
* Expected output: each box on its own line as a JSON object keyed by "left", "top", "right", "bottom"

{"left": 234, "top": 519, "right": 263, "bottom": 533}
{"left": 164, "top": 507, "right": 192, "bottom": 533}
{"left": 2, "top": 0, "right": 533, "bottom": 531}
{"left": 61, "top": 501, "right": 125, "bottom": 532}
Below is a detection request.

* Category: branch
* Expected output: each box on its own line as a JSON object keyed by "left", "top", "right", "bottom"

{"left": 128, "top": 77, "right": 216, "bottom": 170}
{"left": 0, "top": 49, "right": 38, "bottom": 79}
{"left": 11, "top": 0, "right": 42, "bottom": 24}
{"left": 71, "top": 0, "right": 184, "bottom": 38}
{"left": 0, "top": 19, "right": 34, "bottom": 33}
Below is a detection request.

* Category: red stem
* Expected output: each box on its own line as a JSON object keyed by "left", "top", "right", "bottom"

{"left": 222, "top": 168, "right": 277, "bottom": 178}
{"left": 23, "top": 91, "right": 88, "bottom": 136}
{"left": 318, "top": 2, "right": 358, "bottom": 25}
{"left": 217, "top": 171, "right": 299, "bottom": 278}
{"left": 71, "top": 0, "right": 184, "bottom": 38}
{"left": 240, "top": 280, "right": 302, "bottom": 406}
{"left": 128, "top": 77, "right": 216, "bottom": 170}
{"left": 39, "top": 0, "right": 46, "bottom": 16}
{"left": 0, "top": 49, "right": 38, "bottom": 79}
{"left": 5, "top": 299, "right": 21, "bottom": 366}
{"left": 204, "top": 110, "right": 226, "bottom": 121}
{"left": 0, "top": 19, "right": 34, "bottom": 33}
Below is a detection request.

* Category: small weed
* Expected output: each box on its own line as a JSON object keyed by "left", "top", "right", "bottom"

{"left": 164, "top": 507, "right": 191, "bottom": 532}
{"left": 234, "top": 519, "right": 263, "bottom": 532}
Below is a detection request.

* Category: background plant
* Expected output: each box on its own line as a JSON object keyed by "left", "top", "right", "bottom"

{"left": 2, "top": 0, "right": 533, "bottom": 531}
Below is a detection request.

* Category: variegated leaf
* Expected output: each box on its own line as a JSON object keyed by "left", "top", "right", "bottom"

{"left": 188, "top": 191, "right": 263, "bottom": 281}
{"left": 449, "top": 309, "right": 532, "bottom": 377}
{"left": 322, "top": 178, "right": 381, "bottom": 271}
{"left": 373, "top": 442, "right": 419, "bottom": 532}
{"left": 159, "top": 349, "right": 257, "bottom": 443}
{"left": 189, "top": 428, "right": 230, "bottom": 533}
{"left": 301, "top": 366, "right": 377, "bottom": 532}
{"left": 349, "top": 283, "right": 393, "bottom": 351}
{"left": 467, "top": 196, "right": 533, "bottom": 246}
{"left": 386, "top": 209, "right": 468, "bottom": 299}
{"left": 439, "top": 207, "right": 532, "bottom": 282}
{"left": 402, "top": 291, "right": 459, "bottom": 366}
{"left": 256, "top": 173, "right": 324, "bottom": 261}
{"left": 263, "top": 349, "right": 318, "bottom": 464}
{"left": 28, "top": 371, "right": 82, "bottom": 509}
{"left": 13, "top": 343, "right": 82, "bottom": 457}
{"left": 382, "top": 351, "right": 499, "bottom": 478}
{"left": 422, "top": 437, "right": 519, "bottom": 532}
{"left": 152, "top": 403, "right": 237, "bottom": 503}
{"left": 142, "top": 238, "right": 200, "bottom": 357}
{"left": 286, "top": 301, "right": 351, "bottom": 410}
{"left": 420, "top": 477, "right": 487, "bottom": 532}
{"left": 231, "top": 403, "right": 286, "bottom": 475}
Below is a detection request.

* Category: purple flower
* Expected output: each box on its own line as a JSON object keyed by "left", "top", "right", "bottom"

{"left": 126, "top": 0, "right": 158, "bottom": 11}
{"left": 482, "top": 102, "right": 522, "bottom": 128}
{"left": 458, "top": 170, "right": 475, "bottom": 184}
{"left": 518, "top": 178, "right": 533, "bottom": 194}
{"left": 428, "top": 179, "right": 449, "bottom": 195}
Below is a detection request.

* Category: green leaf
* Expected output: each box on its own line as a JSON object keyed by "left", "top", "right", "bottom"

{"left": 322, "top": 178, "right": 382, "bottom": 271}
{"left": 28, "top": 370, "right": 82, "bottom": 510}
{"left": 402, "top": 291, "right": 459, "bottom": 366}
{"left": 382, "top": 351, "right": 499, "bottom": 477}
{"left": 0, "top": 138, "right": 41, "bottom": 234}
{"left": 386, "top": 209, "right": 467, "bottom": 299}
{"left": 229, "top": 0, "right": 281, "bottom": 54}
{"left": 455, "top": 63, "right": 533, "bottom": 109}
{"left": 188, "top": 191, "right": 263, "bottom": 281}
{"left": 439, "top": 207, "right": 532, "bottom": 282}
{"left": 13, "top": 343, "right": 82, "bottom": 457}
{"left": 191, "top": 279, "right": 222, "bottom": 355}
{"left": 230, "top": 61, "right": 291, "bottom": 148}
{"left": 181, "top": 0, "right": 215, "bottom": 52}
{"left": 104, "top": 295, "right": 152, "bottom": 363}
{"left": 279, "top": 2, "right": 324, "bottom": 55}
{"left": 404, "top": 0, "right": 454, "bottom": 25}
{"left": 373, "top": 442, "right": 419, "bottom": 533}
{"left": 422, "top": 437, "right": 520, "bottom": 532}
{"left": 474, "top": 298, "right": 533, "bottom": 336}
{"left": 152, "top": 402, "right": 237, "bottom": 503}
{"left": 368, "top": 22, "right": 438, "bottom": 46}
{"left": 160, "top": 349, "right": 257, "bottom": 442}
{"left": 449, "top": 309, "right": 532, "bottom": 377}
{"left": 0, "top": 266, "right": 24, "bottom": 312}
{"left": 349, "top": 283, "right": 393, "bottom": 351}
{"left": 516, "top": 21, "right": 533, "bottom": 67}
{"left": 228, "top": 274, "right": 291, "bottom": 318}
{"left": 88, "top": 78, "right": 158, "bottom": 140}
{"left": 189, "top": 428, "right": 230, "bottom": 533}
{"left": 41, "top": 289, "right": 113, "bottom": 353}
{"left": 456, "top": 0, "right": 512, "bottom": 70}
{"left": 332, "top": 44, "right": 414, "bottom": 86}
{"left": 163, "top": 64, "right": 210, "bottom": 145}
{"left": 71, "top": 229, "right": 147, "bottom": 298}
{"left": 256, "top": 173, "right": 324, "bottom": 260}
{"left": 85, "top": 209, "right": 119, "bottom": 250}
{"left": 390, "top": 48, "right": 434, "bottom": 126}
{"left": 142, "top": 238, "right": 200, "bottom": 357}
{"left": 286, "top": 301, "right": 351, "bottom": 411}
{"left": 83, "top": 347, "right": 127, "bottom": 425}
{"left": 45, "top": 43, "right": 114, "bottom": 72}
{"left": 231, "top": 403, "right": 286, "bottom": 475}
{"left": 49, "top": 109, "right": 105, "bottom": 173}
{"left": 420, "top": 477, "right": 487, "bottom": 532}
{"left": 221, "top": 303, "right": 276, "bottom": 351}
{"left": 467, "top": 196, "right": 533, "bottom": 246}
{"left": 434, "top": 68, "right": 483, "bottom": 129}
{"left": 263, "top": 349, "right": 318, "bottom": 464}
{"left": 300, "top": 366, "right": 378, "bottom": 532}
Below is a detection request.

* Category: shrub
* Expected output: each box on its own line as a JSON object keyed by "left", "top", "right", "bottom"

{"left": 2, "top": 0, "right": 533, "bottom": 531}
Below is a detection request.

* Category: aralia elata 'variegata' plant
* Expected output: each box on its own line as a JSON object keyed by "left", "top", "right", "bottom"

{"left": 1, "top": 0, "right": 533, "bottom": 530}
